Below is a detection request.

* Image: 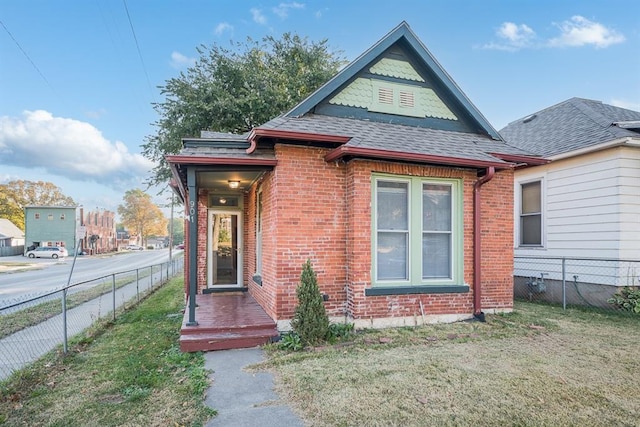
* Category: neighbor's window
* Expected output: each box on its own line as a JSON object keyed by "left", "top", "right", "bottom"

{"left": 47, "top": 214, "right": 53, "bottom": 221}
{"left": 520, "top": 181, "right": 542, "bottom": 246}
{"left": 373, "top": 175, "right": 461, "bottom": 286}
{"left": 60, "top": 214, "right": 65, "bottom": 220}
{"left": 34, "top": 213, "right": 40, "bottom": 220}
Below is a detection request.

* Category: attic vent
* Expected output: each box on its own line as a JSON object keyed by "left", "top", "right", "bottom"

{"left": 523, "top": 114, "right": 537, "bottom": 123}
{"left": 378, "top": 87, "right": 394, "bottom": 105}
{"left": 399, "top": 91, "right": 415, "bottom": 108}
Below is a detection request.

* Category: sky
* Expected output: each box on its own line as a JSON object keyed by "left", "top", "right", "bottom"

{"left": 1, "top": 0, "right": 639, "bottom": 219}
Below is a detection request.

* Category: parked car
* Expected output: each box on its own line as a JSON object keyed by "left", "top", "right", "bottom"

{"left": 26, "top": 246, "right": 68, "bottom": 259}
{"left": 126, "top": 244, "right": 144, "bottom": 251}
{"left": 177, "top": 243, "right": 185, "bottom": 249}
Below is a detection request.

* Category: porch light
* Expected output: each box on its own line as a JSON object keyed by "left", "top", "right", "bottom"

{"left": 228, "top": 180, "right": 240, "bottom": 189}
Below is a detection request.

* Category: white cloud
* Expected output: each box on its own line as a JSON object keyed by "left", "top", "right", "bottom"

{"left": 250, "top": 8, "right": 267, "bottom": 25}
{"left": 549, "top": 16, "right": 625, "bottom": 48}
{"left": 482, "top": 22, "right": 536, "bottom": 51}
{"left": 610, "top": 98, "right": 640, "bottom": 112}
{"left": 214, "top": 22, "right": 233, "bottom": 36}
{"left": 170, "top": 51, "right": 196, "bottom": 69}
{"left": 482, "top": 16, "right": 625, "bottom": 51}
{"left": 0, "top": 110, "right": 154, "bottom": 190}
{"left": 273, "top": 2, "right": 304, "bottom": 19}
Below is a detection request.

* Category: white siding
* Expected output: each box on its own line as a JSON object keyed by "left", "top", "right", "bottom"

{"left": 514, "top": 145, "right": 640, "bottom": 285}
{"left": 618, "top": 147, "right": 640, "bottom": 260}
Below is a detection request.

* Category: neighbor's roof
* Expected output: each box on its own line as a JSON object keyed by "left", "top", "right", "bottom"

{"left": 0, "top": 218, "right": 24, "bottom": 238}
{"left": 500, "top": 98, "right": 640, "bottom": 158}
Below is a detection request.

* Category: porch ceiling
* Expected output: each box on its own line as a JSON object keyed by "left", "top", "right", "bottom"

{"left": 196, "top": 170, "right": 265, "bottom": 192}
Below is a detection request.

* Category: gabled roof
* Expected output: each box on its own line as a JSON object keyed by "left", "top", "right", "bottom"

{"left": 285, "top": 21, "right": 502, "bottom": 141}
{"left": 0, "top": 218, "right": 24, "bottom": 239}
{"left": 500, "top": 98, "right": 640, "bottom": 158}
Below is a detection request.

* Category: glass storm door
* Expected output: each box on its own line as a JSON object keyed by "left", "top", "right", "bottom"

{"left": 209, "top": 211, "right": 242, "bottom": 286}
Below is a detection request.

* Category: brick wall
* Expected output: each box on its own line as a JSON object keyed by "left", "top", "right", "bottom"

{"left": 193, "top": 145, "right": 514, "bottom": 323}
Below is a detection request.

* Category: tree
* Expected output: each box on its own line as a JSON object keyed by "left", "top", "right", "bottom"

{"left": 142, "top": 33, "right": 345, "bottom": 186}
{"left": 117, "top": 189, "right": 167, "bottom": 246}
{"left": 291, "top": 260, "right": 329, "bottom": 346}
{"left": 168, "top": 217, "right": 184, "bottom": 245}
{"left": 0, "top": 180, "right": 75, "bottom": 231}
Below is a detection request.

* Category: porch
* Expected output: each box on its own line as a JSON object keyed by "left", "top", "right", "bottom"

{"left": 179, "top": 293, "right": 279, "bottom": 352}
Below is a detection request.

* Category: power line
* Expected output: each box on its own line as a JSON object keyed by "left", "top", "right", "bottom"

{"left": 0, "top": 19, "right": 53, "bottom": 90}
{"left": 122, "top": 0, "right": 153, "bottom": 94}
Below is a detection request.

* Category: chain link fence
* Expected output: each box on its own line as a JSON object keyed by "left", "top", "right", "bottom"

{"left": 0, "top": 257, "right": 184, "bottom": 381}
{"left": 514, "top": 256, "right": 640, "bottom": 312}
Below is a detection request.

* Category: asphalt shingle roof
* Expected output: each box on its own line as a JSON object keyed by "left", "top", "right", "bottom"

{"left": 499, "top": 98, "right": 640, "bottom": 157}
{"left": 259, "top": 114, "right": 536, "bottom": 165}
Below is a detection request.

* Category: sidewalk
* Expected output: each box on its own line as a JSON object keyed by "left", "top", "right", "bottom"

{"left": 204, "top": 347, "right": 304, "bottom": 427}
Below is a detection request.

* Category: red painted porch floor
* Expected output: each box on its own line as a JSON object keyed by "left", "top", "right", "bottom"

{"left": 179, "top": 293, "right": 279, "bottom": 352}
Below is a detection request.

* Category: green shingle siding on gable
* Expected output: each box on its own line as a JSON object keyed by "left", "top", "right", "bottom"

{"left": 329, "top": 77, "right": 457, "bottom": 120}
{"left": 369, "top": 57, "right": 425, "bottom": 82}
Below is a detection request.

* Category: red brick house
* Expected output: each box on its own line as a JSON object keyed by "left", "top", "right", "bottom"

{"left": 168, "top": 22, "right": 545, "bottom": 350}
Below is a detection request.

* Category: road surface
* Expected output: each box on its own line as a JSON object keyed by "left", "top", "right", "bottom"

{"left": 0, "top": 249, "right": 182, "bottom": 307}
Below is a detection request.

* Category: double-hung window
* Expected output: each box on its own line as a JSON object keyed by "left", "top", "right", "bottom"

{"left": 373, "top": 175, "right": 462, "bottom": 289}
{"left": 520, "top": 181, "right": 542, "bottom": 246}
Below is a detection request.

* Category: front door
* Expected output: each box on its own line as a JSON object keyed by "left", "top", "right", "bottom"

{"left": 208, "top": 211, "right": 242, "bottom": 287}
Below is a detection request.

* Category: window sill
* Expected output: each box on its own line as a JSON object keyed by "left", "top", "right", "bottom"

{"left": 365, "top": 284, "right": 469, "bottom": 296}
{"left": 252, "top": 274, "right": 262, "bottom": 286}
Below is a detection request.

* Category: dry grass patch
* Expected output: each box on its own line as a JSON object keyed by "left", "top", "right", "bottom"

{"left": 261, "top": 303, "right": 638, "bottom": 426}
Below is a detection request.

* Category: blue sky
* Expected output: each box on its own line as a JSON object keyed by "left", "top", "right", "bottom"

{"left": 1, "top": 0, "right": 639, "bottom": 217}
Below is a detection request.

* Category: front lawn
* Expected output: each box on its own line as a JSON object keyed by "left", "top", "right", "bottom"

{"left": 260, "top": 302, "right": 639, "bottom": 426}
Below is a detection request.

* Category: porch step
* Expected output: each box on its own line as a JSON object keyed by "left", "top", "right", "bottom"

{"left": 180, "top": 328, "right": 279, "bottom": 352}
{"left": 179, "top": 293, "right": 279, "bottom": 352}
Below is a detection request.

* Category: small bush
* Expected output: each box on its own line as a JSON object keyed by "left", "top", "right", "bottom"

{"left": 291, "top": 260, "right": 329, "bottom": 346}
{"left": 327, "top": 323, "right": 354, "bottom": 342}
{"left": 279, "top": 332, "right": 303, "bottom": 351}
{"left": 607, "top": 287, "right": 640, "bottom": 314}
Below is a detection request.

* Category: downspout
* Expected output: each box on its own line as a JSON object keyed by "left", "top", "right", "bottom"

{"left": 473, "top": 166, "right": 495, "bottom": 322}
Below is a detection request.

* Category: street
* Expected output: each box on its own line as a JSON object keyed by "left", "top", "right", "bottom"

{"left": 0, "top": 249, "right": 182, "bottom": 307}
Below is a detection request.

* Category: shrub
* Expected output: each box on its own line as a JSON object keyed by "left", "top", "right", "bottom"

{"left": 326, "top": 322, "right": 354, "bottom": 343}
{"left": 607, "top": 287, "right": 640, "bottom": 314}
{"left": 291, "top": 260, "right": 329, "bottom": 346}
{"left": 279, "top": 332, "right": 303, "bottom": 351}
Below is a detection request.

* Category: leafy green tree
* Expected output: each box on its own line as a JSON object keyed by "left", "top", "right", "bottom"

{"left": 291, "top": 259, "right": 329, "bottom": 346}
{"left": 0, "top": 180, "right": 75, "bottom": 231}
{"left": 168, "top": 217, "right": 184, "bottom": 244}
{"left": 142, "top": 33, "right": 345, "bottom": 186}
{"left": 118, "top": 189, "right": 167, "bottom": 246}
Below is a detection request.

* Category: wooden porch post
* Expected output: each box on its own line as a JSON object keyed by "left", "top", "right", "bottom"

{"left": 186, "top": 168, "right": 198, "bottom": 326}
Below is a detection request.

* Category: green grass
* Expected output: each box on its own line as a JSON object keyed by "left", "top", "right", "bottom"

{"left": 0, "top": 272, "right": 154, "bottom": 339}
{"left": 0, "top": 277, "right": 215, "bottom": 426}
{"left": 260, "top": 301, "right": 639, "bottom": 426}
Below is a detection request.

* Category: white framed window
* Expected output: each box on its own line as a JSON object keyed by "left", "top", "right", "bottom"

{"left": 373, "top": 174, "right": 462, "bottom": 286}
{"left": 520, "top": 181, "right": 542, "bottom": 246}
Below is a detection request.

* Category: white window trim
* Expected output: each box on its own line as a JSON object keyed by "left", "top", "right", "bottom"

{"left": 516, "top": 177, "right": 545, "bottom": 248}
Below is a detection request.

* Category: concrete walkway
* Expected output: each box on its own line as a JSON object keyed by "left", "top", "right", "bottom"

{"left": 205, "top": 347, "right": 304, "bottom": 427}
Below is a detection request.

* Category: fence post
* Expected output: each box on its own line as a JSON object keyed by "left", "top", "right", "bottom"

{"left": 136, "top": 268, "right": 140, "bottom": 303}
{"left": 562, "top": 257, "right": 566, "bottom": 311}
{"left": 62, "top": 288, "right": 68, "bottom": 354}
{"left": 112, "top": 274, "right": 116, "bottom": 321}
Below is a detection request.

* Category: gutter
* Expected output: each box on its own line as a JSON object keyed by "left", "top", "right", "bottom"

{"left": 473, "top": 166, "right": 495, "bottom": 321}
{"left": 325, "top": 146, "right": 510, "bottom": 169}
{"left": 246, "top": 128, "right": 350, "bottom": 154}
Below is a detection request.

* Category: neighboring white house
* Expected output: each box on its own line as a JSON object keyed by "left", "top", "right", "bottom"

{"left": 500, "top": 98, "right": 640, "bottom": 305}
{"left": 0, "top": 218, "right": 25, "bottom": 247}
